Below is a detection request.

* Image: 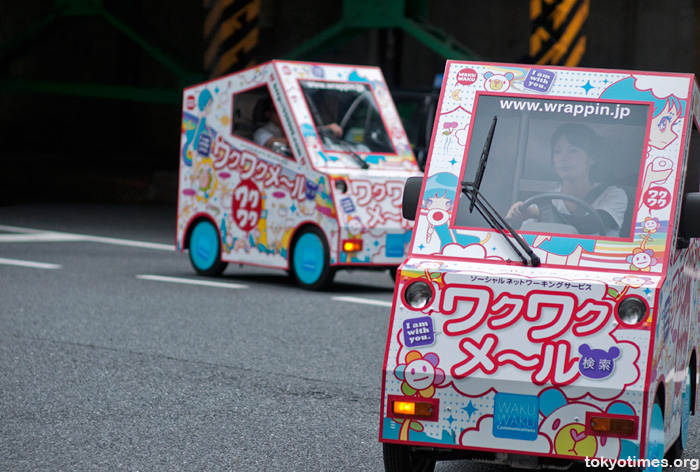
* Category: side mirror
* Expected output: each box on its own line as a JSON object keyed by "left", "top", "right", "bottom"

{"left": 402, "top": 176, "right": 423, "bottom": 221}
{"left": 679, "top": 192, "right": 700, "bottom": 238}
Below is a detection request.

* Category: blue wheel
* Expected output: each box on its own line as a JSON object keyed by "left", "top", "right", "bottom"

{"left": 642, "top": 400, "right": 664, "bottom": 472}
{"left": 290, "top": 227, "right": 334, "bottom": 290}
{"left": 188, "top": 219, "right": 228, "bottom": 276}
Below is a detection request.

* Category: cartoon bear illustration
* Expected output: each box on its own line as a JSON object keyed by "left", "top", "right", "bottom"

{"left": 484, "top": 72, "right": 514, "bottom": 92}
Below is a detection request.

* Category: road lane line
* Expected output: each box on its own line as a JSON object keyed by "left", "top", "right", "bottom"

{"left": 332, "top": 296, "right": 392, "bottom": 307}
{"left": 0, "top": 257, "right": 62, "bottom": 269}
{"left": 0, "top": 225, "right": 174, "bottom": 251}
{"left": 0, "top": 233, "right": 86, "bottom": 243}
{"left": 137, "top": 274, "right": 248, "bottom": 289}
{"left": 82, "top": 235, "right": 174, "bottom": 251}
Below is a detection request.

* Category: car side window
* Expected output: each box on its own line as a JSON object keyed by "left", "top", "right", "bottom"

{"left": 231, "top": 85, "right": 293, "bottom": 159}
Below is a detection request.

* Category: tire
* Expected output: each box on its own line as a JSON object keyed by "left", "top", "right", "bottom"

{"left": 289, "top": 226, "right": 335, "bottom": 290}
{"left": 188, "top": 219, "right": 228, "bottom": 276}
{"left": 383, "top": 443, "right": 435, "bottom": 472}
{"left": 640, "top": 398, "right": 665, "bottom": 472}
{"left": 667, "top": 365, "right": 691, "bottom": 461}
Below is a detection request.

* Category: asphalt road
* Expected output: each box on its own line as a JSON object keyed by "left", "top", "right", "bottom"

{"left": 1, "top": 202, "right": 698, "bottom": 471}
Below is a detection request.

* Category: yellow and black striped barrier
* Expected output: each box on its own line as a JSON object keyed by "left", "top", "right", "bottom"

{"left": 530, "top": 0, "right": 588, "bottom": 66}
{"left": 204, "top": 0, "right": 260, "bottom": 79}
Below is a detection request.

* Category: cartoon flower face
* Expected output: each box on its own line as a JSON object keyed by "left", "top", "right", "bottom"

{"left": 198, "top": 167, "right": 213, "bottom": 191}
{"left": 347, "top": 217, "right": 364, "bottom": 236}
{"left": 417, "top": 261, "right": 442, "bottom": 270}
{"left": 394, "top": 351, "right": 445, "bottom": 397}
{"left": 616, "top": 275, "right": 652, "bottom": 288}
{"left": 643, "top": 217, "right": 661, "bottom": 233}
{"left": 405, "top": 359, "right": 436, "bottom": 391}
{"left": 627, "top": 248, "right": 658, "bottom": 271}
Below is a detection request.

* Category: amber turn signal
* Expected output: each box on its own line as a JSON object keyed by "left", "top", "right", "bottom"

{"left": 392, "top": 400, "right": 433, "bottom": 417}
{"left": 342, "top": 239, "right": 362, "bottom": 252}
{"left": 590, "top": 416, "right": 636, "bottom": 436}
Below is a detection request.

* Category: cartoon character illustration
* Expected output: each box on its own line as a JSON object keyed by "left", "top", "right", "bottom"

{"left": 220, "top": 214, "right": 236, "bottom": 252}
{"left": 425, "top": 193, "right": 452, "bottom": 244}
{"left": 347, "top": 215, "right": 366, "bottom": 237}
{"left": 192, "top": 157, "right": 219, "bottom": 204}
{"left": 422, "top": 173, "right": 480, "bottom": 250}
{"left": 442, "top": 121, "right": 459, "bottom": 153}
{"left": 393, "top": 351, "right": 445, "bottom": 440}
{"left": 523, "top": 235, "right": 596, "bottom": 266}
{"left": 538, "top": 388, "right": 628, "bottom": 458}
{"left": 639, "top": 216, "right": 662, "bottom": 247}
{"left": 638, "top": 157, "right": 674, "bottom": 212}
{"left": 627, "top": 247, "right": 658, "bottom": 272}
{"left": 182, "top": 89, "right": 214, "bottom": 166}
{"left": 642, "top": 217, "right": 662, "bottom": 235}
{"left": 601, "top": 76, "right": 687, "bottom": 150}
{"left": 265, "top": 203, "right": 295, "bottom": 258}
{"left": 484, "top": 71, "right": 514, "bottom": 92}
{"left": 314, "top": 177, "right": 336, "bottom": 218}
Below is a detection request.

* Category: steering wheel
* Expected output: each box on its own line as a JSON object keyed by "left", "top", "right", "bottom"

{"left": 520, "top": 193, "right": 605, "bottom": 235}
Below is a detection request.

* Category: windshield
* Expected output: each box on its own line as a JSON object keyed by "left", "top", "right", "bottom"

{"left": 453, "top": 93, "right": 650, "bottom": 240}
{"left": 299, "top": 80, "right": 395, "bottom": 155}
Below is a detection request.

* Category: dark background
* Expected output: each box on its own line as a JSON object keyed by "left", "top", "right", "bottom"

{"left": 0, "top": 0, "right": 698, "bottom": 204}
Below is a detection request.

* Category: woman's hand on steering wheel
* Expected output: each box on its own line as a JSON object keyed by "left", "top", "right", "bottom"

{"left": 323, "top": 123, "right": 343, "bottom": 138}
{"left": 519, "top": 193, "right": 605, "bottom": 234}
{"left": 506, "top": 201, "right": 540, "bottom": 224}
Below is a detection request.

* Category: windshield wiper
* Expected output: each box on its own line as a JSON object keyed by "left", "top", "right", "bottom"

{"left": 320, "top": 128, "right": 369, "bottom": 169}
{"left": 303, "top": 90, "right": 369, "bottom": 169}
{"left": 461, "top": 116, "right": 540, "bottom": 267}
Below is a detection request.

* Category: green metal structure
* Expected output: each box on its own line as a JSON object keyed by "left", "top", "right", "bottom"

{"left": 0, "top": 0, "right": 477, "bottom": 105}
{"left": 0, "top": 0, "right": 203, "bottom": 105}
{"left": 284, "top": 0, "right": 479, "bottom": 63}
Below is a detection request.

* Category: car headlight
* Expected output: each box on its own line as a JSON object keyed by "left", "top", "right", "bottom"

{"left": 617, "top": 297, "right": 648, "bottom": 326}
{"left": 404, "top": 281, "right": 433, "bottom": 309}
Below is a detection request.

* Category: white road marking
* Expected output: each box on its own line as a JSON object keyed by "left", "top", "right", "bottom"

{"left": 0, "top": 225, "right": 174, "bottom": 251}
{"left": 332, "top": 296, "right": 392, "bottom": 307}
{"left": 0, "top": 257, "right": 62, "bottom": 269}
{"left": 137, "top": 274, "right": 248, "bottom": 289}
{"left": 81, "top": 235, "right": 174, "bottom": 251}
{"left": 0, "top": 233, "right": 86, "bottom": 243}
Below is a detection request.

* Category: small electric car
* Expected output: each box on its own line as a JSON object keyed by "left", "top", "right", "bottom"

{"left": 176, "top": 60, "right": 421, "bottom": 289}
{"left": 380, "top": 60, "right": 700, "bottom": 471}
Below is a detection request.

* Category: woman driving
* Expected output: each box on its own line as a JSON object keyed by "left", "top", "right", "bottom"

{"left": 506, "top": 123, "right": 628, "bottom": 237}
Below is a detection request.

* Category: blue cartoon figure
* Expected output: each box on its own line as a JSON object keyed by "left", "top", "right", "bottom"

{"left": 182, "top": 89, "right": 214, "bottom": 166}
{"left": 423, "top": 173, "right": 479, "bottom": 249}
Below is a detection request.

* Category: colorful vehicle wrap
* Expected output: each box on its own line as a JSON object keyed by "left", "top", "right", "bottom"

{"left": 176, "top": 60, "right": 421, "bottom": 287}
{"left": 381, "top": 61, "right": 700, "bottom": 469}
